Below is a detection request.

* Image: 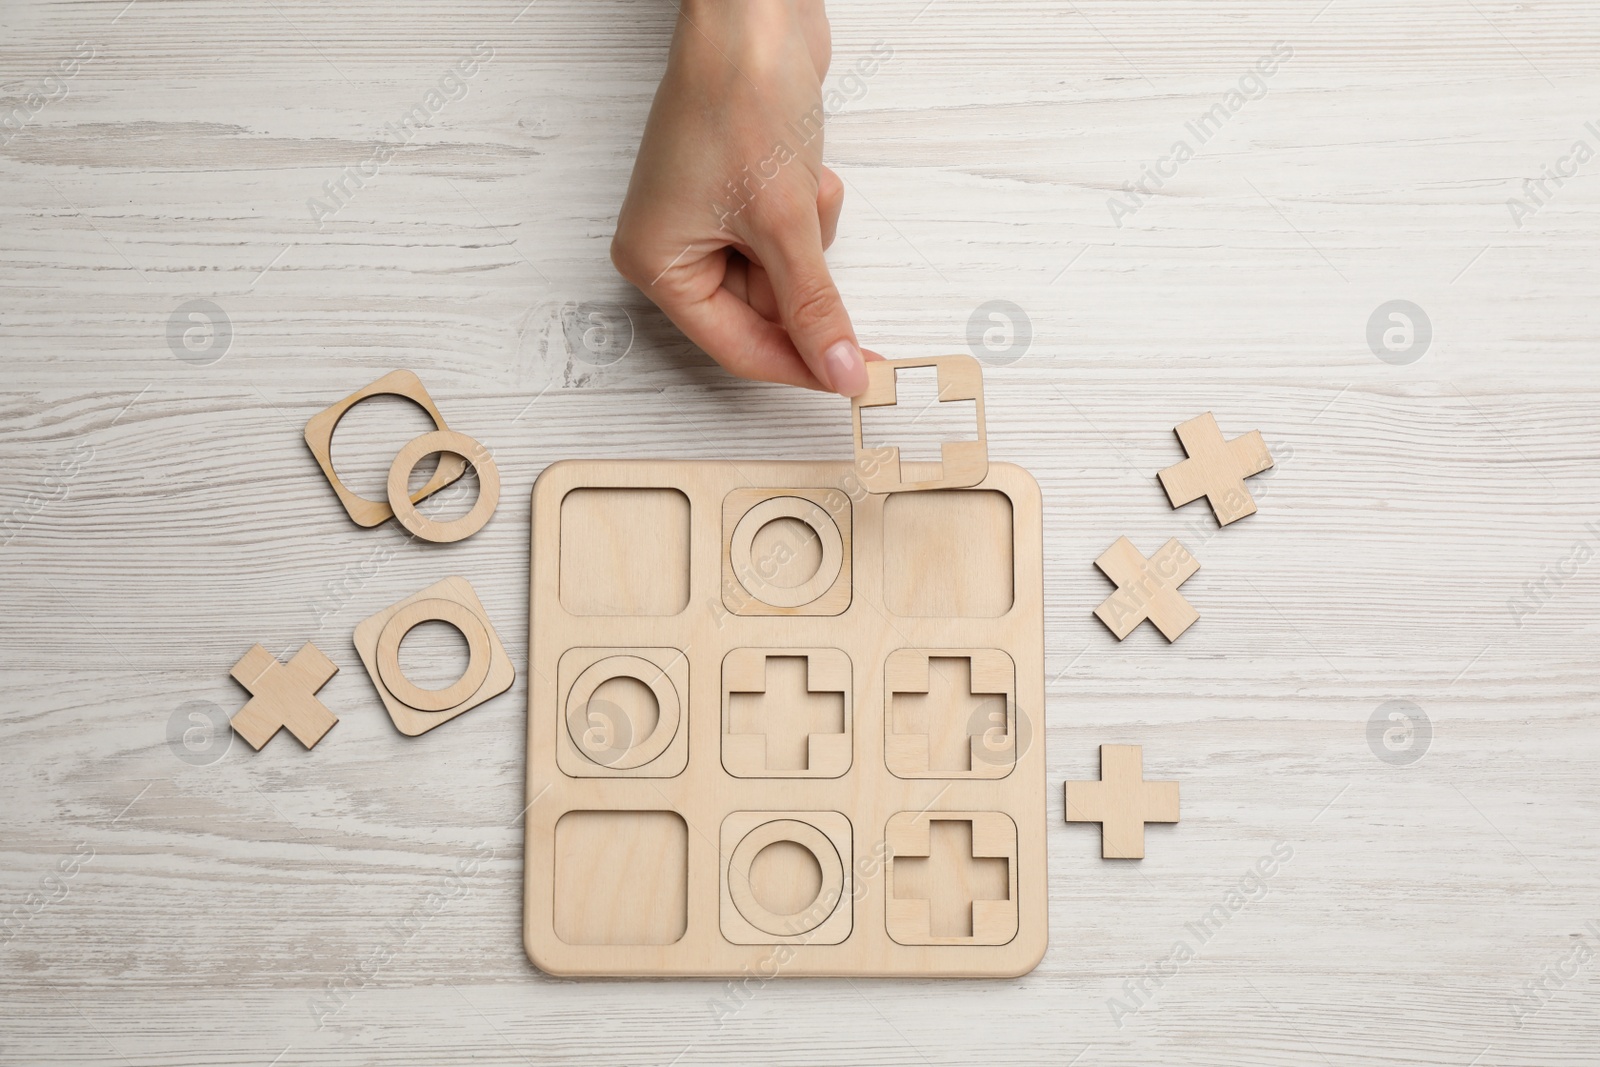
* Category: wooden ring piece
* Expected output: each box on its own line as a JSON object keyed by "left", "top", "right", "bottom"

{"left": 386, "top": 429, "right": 500, "bottom": 543}
{"left": 729, "top": 497, "right": 843, "bottom": 609}
{"left": 303, "top": 370, "right": 467, "bottom": 528}
{"left": 564, "top": 655, "right": 681, "bottom": 770}
{"left": 727, "top": 819, "right": 843, "bottom": 937}
{"left": 375, "top": 598, "right": 492, "bottom": 712}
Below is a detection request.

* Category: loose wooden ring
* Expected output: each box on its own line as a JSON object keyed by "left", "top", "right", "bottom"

{"left": 729, "top": 496, "right": 844, "bottom": 609}
{"left": 303, "top": 370, "right": 467, "bottom": 528}
{"left": 564, "top": 655, "right": 682, "bottom": 770}
{"left": 376, "top": 598, "right": 492, "bottom": 712}
{"left": 386, "top": 429, "right": 501, "bottom": 543}
{"left": 727, "top": 819, "right": 843, "bottom": 937}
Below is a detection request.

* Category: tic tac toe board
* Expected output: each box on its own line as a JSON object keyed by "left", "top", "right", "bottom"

{"left": 523, "top": 459, "right": 1047, "bottom": 977}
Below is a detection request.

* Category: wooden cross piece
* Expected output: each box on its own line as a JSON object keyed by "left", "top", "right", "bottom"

{"left": 1158, "top": 412, "right": 1275, "bottom": 526}
{"left": 1065, "top": 745, "right": 1179, "bottom": 859}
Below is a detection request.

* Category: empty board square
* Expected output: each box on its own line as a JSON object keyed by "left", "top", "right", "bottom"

{"left": 882, "top": 489, "right": 1014, "bottom": 617}
{"left": 553, "top": 810, "right": 688, "bottom": 946}
{"left": 559, "top": 488, "right": 691, "bottom": 616}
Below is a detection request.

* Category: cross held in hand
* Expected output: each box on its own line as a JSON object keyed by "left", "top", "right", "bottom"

{"left": 1065, "top": 745, "right": 1179, "bottom": 859}
{"left": 1093, "top": 536, "right": 1200, "bottom": 642}
{"left": 229, "top": 642, "right": 339, "bottom": 750}
{"left": 1158, "top": 412, "right": 1275, "bottom": 526}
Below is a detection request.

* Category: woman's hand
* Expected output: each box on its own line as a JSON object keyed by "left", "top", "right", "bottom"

{"left": 611, "top": 0, "right": 872, "bottom": 396}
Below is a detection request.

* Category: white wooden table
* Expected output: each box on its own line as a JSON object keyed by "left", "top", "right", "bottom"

{"left": 3, "top": 0, "right": 1597, "bottom": 1063}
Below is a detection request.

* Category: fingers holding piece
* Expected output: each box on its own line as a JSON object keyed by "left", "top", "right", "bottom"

{"left": 659, "top": 275, "right": 826, "bottom": 392}
{"left": 818, "top": 165, "right": 844, "bottom": 250}
{"left": 746, "top": 200, "right": 866, "bottom": 398}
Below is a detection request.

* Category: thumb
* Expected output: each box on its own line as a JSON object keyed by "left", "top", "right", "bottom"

{"left": 748, "top": 214, "right": 866, "bottom": 397}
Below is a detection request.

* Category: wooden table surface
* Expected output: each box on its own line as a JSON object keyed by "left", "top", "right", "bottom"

{"left": 3, "top": 0, "right": 1597, "bottom": 1063}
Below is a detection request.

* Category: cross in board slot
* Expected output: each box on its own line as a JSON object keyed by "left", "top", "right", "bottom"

{"left": 900, "top": 657, "right": 1002, "bottom": 770}
{"left": 886, "top": 649, "right": 1016, "bottom": 778}
{"left": 891, "top": 819, "right": 1010, "bottom": 938}
{"left": 725, "top": 653, "right": 848, "bottom": 774}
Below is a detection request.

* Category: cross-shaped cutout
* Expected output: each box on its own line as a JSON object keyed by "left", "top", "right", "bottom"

{"left": 859, "top": 366, "right": 979, "bottom": 467}
{"left": 885, "top": 649, "right": 1016, "bottom": 778}
{"left": 891, "top": 819, "right": 1010, "bottom": 938}
{"left": 851, "top": 355, "right": 989, "bottom": 492}
{"left": 1158, "top": 412, "right": 1275, "bottom": 526}
{"left": 724, "top": 651, "right": 850, "bottom": 776}
{"left": 893, "top": 657, "right": 1001, "bottom": 770}
{"left": 1093, "top": 536, "right": 1200, "bottom": 642}
{"left": 1065, "top": 745, "right": 1179, "bottom": 859}
{"left": 229, "top": 643, "right": 339, "bottom": 750}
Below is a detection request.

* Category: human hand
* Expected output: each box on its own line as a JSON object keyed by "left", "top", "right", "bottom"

{"left": 610, "top": 0, "right": 873, "bottom": 396}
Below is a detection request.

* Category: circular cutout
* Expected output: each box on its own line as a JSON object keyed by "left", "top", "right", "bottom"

{"left": 727, "top": 820, "right": 842, "bottom": 937}
{"left": 565, "top": 655, "right": 681, "bottom": 770}
{"left": 386, "top": 429, "right": 500, "bottom": 543}
{"left": 749, "top": 517, "right": 825, "bottom": 589}
{"left": 730, "top": 497, "right": 843, "bottom": 609}
{"left": 588, "top": 675, "right": 660, "bottom": 749}
{"left": 395, "top": 619, "right": 471, "bottom": 689}
{"left": 749, "top": 840, "right": 824, "bottom": 916}
{"left": 376, "top": 599, "right": 491, "bottom": 712}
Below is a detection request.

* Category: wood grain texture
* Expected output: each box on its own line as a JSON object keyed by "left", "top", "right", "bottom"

{"left": 2, "top": 0, "right": 1599, "bottom": 1060}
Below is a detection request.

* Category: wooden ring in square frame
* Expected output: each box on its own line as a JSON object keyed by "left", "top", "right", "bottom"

{"left": 386, "top": 429, "right": 500, "bottom": 543}
{"left": 303, "top": 369, "right": 467, "bottom": 528}
{"left": 564, "top": 655, "right": 682, "bottom": 770}
{"left": 727, "top": 819, "right": 843, "bottom": 938}
{"left": 728, "top": 496, "right": 844, "bottom": 609}
{"left": 376, "top": 598, "right": 492, "bottom": 712}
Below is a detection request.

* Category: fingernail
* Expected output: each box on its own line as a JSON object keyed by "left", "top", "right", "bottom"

{"left": 823, "top": 340, "right": 867, "bottom": 397}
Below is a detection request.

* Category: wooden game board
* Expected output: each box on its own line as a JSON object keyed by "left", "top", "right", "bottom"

{"left": 522, "top": 459, "right": 1047, "bottom": 977}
